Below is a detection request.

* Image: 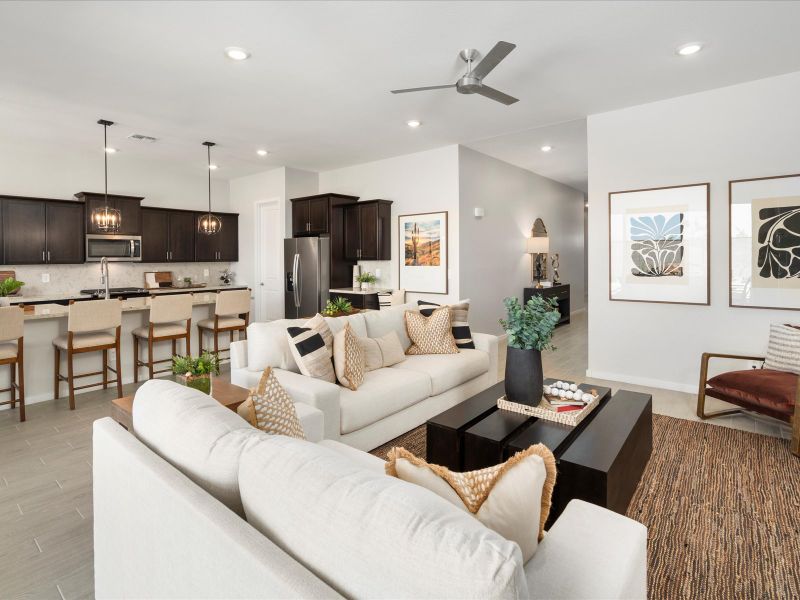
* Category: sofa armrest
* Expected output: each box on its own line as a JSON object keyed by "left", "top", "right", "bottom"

{"left": 523, "top": 500, "right": 647, "bottom": 599}
{"left": 230, "top": 340, "right": 248, "bottom": 370}
{"left": 472, "top": 332, "right": 500, "bottom": 384}
{"left": 274, "top": 369, "right": 342, "bottom": 441}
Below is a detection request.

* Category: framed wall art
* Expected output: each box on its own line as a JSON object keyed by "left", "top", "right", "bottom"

{"left": 398, "top": 211, "right": 448, "bottom": 294}
{"left": 730, "top": 173, "right": 800, "bottom": 310}
{"left": 609, "top": 183, "right": 710, "bottom": 305}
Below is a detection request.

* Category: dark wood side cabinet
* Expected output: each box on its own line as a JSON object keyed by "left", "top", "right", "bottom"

{"left": 343, "top": 200, "right": 392, "bottom": 261}
{"left": 76, "top": 192, "right": 143, "bottom": 236}
{"left": 331, "top": 291, "right": 380, "bottom": 310}
{"left": 1, "top": 196, "right": 84, "bottom": 264}
{"left": 290, "top": 193, "right": 359, "bottom": 237}
{"left": 195, "top": 212, "right": 238, "bottom": 262}
{"left": 524, "top": 284, "right": 571, "bottom": 326}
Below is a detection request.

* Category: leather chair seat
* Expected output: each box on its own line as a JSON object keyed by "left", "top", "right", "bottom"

{"left": 133, "top": 323, "right": 187, "bottom": 339}
{"left": 706, "top": 368, "right": 796, "bottom": 422}
{"left": 0, "top": 342, "right": 18, "bottom": 360}
{"left": 198, "top": 317, "right": 246, "bottom": 330}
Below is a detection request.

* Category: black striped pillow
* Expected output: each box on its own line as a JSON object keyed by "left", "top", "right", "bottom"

{"left": 417, "top": 300, "right": 475, "bottom": 349}
{"left": 286, "top": 326, "right": 335, "bottom": 383}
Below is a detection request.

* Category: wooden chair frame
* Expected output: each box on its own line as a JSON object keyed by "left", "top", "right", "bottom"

{"left": 54, "top": 327, "right": 122, "bottom": 410}
{"left": 133, "top": 319, "right": 191, "bottom": 382}
{"left": 197, "top": 312, "right": 249, "bottom": 360}
{"left": 0, "top": 336, "right": 25, "bottom": 421}
{"left": 697, "top": 352, "right": 799, "bottom": 456}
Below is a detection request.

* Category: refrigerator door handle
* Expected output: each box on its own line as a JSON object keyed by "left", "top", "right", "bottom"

{"left": 292, "top": 253, "right": 300, "bottom": 309}
{"left": 296, "top": 253, "right": 303, "bottom": 309}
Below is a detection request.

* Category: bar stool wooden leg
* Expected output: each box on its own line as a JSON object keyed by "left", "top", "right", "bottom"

{"left": 102, "top": 349, "right": 108, "bottom": 389}
{"left": 147, "top": 335, "right": 154, "bottom": 380}
{"left": 186, "top": 330, "right": 191, "bottom": 355}
{"left": 132, "top": 335, "right": 139, "bottom": 383}
{"left": 172, "top": 339, "right": 176, "bottom": 357}
{"left": 18, "top": 345, "right": 25, "bottom": 422}
{"left": 115, "top": 335, "right": 123, "bottom": 398}
{"left": 67, "top": 350, "right": 75, "bottom": 410}
{"left": 9, "top": 362, "right": 16, "bottom": 409}
{"left": 213, "top": 329, "right": 219, "bottom": 355}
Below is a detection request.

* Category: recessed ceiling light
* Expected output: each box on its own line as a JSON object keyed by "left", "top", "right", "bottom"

{"left": 208, "top": 164, "right": 218, "bottom": 170}
{"left": 105, "top": 147, "right": 118, "bottom": 154}
{"left": 224, "top": 47, "right": 251, "bottom": 61}
{"left": 407, "top": 120, "right": 421, "bottom": 128}
{"left": 676, "top": 42, "right": 703, "bottom": 56}
{"left": 256, "top": 149, "right": 268, "bottom": 156}
{"left": 541, "top": 145, "right": 552, "bottom": 152}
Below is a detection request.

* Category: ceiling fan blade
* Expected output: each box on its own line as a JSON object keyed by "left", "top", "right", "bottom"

{"left": 390, "top": 84, "right": 455, "bottom": 94}
{"left": 473, "top": 85, "right": 519, "bottom": 105}
{"left": 471, "top": 41, "right": 516, "bottom": 80}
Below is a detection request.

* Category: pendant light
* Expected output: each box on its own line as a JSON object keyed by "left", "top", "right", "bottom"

{"left": 91, "top": 119, "right": 122, "bottom": 233}
{"left": 199, "top": 141, "right": 222, "bottom": 235}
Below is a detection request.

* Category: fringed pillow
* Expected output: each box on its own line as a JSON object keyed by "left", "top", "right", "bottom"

{"left": 386, "top": 444, "right": 556, "bottom": 562}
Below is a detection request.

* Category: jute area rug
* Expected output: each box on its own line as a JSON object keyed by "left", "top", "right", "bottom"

{"left": 369, "top": 414, "right": 800, "bottom": 599}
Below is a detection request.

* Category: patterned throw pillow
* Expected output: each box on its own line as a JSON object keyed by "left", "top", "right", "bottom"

{"left": 286, "top": 326, "right": 336, "bottom": 383}
{"left": 764, "top": 323, "right": 800, "bottom": 374}
{"left": 333, "top": 323, "right": 365, "bottom": 390}
{"left": 405, "top": 307, "right": 459, "bottom": 355}
{"left": 386, "top": 444, "right": 556, "bottom": 562}
{"left": 303, "top": 313, "right": 334, "bottom": 355}
{"left": 237, "top": 368, "right": 305, "bottom": 439}
{"left": 417, "top": 299, "right": 475, "bottom": 349}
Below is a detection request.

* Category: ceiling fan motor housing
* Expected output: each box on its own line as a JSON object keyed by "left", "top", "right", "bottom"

{"left": 457, "top": 75, "right": 483, "bottom": 94}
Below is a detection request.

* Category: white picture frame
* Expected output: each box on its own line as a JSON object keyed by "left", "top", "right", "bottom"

{"left": 398, "top": 211, "right": 448, "bottom": 294}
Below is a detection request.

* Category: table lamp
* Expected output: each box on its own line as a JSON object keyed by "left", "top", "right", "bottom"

{"left": 526, "top": 218, "right": 549, "bottom": 288}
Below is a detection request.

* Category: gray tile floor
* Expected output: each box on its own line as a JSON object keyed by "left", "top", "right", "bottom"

{"left": 0, "top": 312, "right": 791, "bottom": 598}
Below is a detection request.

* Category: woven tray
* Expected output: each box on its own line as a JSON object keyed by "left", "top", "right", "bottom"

{"left": 497, "top": 391, "right": 601, "bottom": 427}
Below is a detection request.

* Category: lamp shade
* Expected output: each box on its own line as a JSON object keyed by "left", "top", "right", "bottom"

{"left": 526, "top": 236, "right": 549, "bottom": 254}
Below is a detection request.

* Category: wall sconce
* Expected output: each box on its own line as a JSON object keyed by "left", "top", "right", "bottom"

{"left": 525, "top": 218, "right": 549, "bottom": 288}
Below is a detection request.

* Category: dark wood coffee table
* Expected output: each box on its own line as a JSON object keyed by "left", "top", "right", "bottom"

{"left": 426, "top": 379, "right": 652, "bottom": 523}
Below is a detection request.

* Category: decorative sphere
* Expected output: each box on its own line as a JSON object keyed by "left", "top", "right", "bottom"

{"left": 569, "top": 384, "right": 578, "bottom": 392}
{"left": 559, "top": 390, "right": 567, "bottom": 398}
{"left": 582, "top": 393, "right": 593, "bottom": 402}
{"left": 554, "top": 381, "right": 563, "bottom": 389}
{"left": 543, "top": 385, "right": 551, "bottom": 395}
{"left": 565, "top": 391, "right": 574, "bottom": 400}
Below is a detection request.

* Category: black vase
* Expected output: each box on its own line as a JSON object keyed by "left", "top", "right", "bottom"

{"left": 504, "top": 346, "right": 543, "bottom": 406}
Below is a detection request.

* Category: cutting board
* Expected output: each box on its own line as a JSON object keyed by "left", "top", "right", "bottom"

{"left": 144, "top": 271, "right": 174, "bottom": 289}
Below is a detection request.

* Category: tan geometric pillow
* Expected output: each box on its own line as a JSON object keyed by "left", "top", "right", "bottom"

{"left": 304, "top": 313, "right": 333, "bottom": 355}
{"left": 333, "top": 323, "right": 365, "bottom": 390}
{"left": 405, "top": 306, "right": 459, "bottom": 355}
{"left": 237, "top": 368, "right": 305, "bottom": 439}
{"left": 386, "top": 444, "right": 556, "bottom": 562}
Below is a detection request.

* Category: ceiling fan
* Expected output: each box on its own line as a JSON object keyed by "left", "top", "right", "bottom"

{"left": 391, "top": 41, "right": 518, "bottom": 105}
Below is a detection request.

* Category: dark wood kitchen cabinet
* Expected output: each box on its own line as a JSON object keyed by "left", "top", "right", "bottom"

{"left": 195, "top": 212, "right": 238, "bottom": 262}
{"left": 291, "top": 193, "right": 358, "bottom": 237}
{"left": 141, "top": 208, "right": 195, "bottom": 262}
{"left": 1, "top": 197, "right": 84, "bottom": 264}
{"left": 344, "top": 200, "right": 392, "bottom": 261}
{"left": 76, "top": 192, "right": 143, "bottom": 236}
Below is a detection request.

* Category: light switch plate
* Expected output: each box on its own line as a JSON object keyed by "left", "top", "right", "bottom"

{"left": 375, "top": 268, "right": 382, "bottom": 278}
{"left": 41, "top": 273, "right": 50, "bottom": 283}
{"left": 203, "top": 269, "right": 209, "bottom": 277}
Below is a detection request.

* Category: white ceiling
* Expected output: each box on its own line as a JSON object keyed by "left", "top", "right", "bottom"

{"left": 1, "top": 1, "right": 800, "bottom": 189}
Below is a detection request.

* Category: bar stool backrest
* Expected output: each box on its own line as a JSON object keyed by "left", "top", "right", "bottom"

{"left": 150, "top": 294, "right": 193, "bottom": 324}
{"left": 68, "top": 299, "right": 122, "bottom": 334}
{"left": 215, "top": 289, "right": 250, "bottom": 317}
{"left": 0, "top": 306, "right": 24, "bottom": 342}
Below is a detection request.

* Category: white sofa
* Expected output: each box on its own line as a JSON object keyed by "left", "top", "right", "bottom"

{"left": 230, "top": 303, "right": 501, "bottom": 451}
{"left": 94, "top": 380, "right": 648, "bottom": 599}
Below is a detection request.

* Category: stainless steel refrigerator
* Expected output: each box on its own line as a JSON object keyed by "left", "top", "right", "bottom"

{"left": 284, "top": 237, "right": 330, "bottom": 319}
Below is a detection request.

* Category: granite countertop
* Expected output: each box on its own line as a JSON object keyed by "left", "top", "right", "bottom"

{"left": 330, "top": 287, "right": 392, "bottom": 296}
{"left": 149, "top": 284, "right": 249, "bottom": 294}
{"left": 23, "top": 292, "right": 221, "bottom": 321}
{"left": 8, "top": 284, "right": 249, "bottom": 305}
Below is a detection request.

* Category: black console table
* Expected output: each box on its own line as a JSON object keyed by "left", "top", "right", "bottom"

{"left": 524, "top": 283, "right": 570, "bottom": 326}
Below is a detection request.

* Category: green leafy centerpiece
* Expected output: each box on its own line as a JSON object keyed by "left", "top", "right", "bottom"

{"left": 323, "top": 296, "right": 354, "bottom": 317}
{"left": 499, "top": 296, "right": 560, "bottom": 406}
{"left": 172, "top": 351, "right": 220, "bottom": 395}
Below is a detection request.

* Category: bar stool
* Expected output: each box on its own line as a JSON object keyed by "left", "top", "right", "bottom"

{"left": 132, "top": 293, "right": 192, "bottom": 381}
{"left": 197, "top": 289, "right": 250, "bottom": 358}
{"left": 53, "top": 299, "right": 122, "bottom": 409}
{"left": 0, "top": 306, "right": 25, "bottom": 421}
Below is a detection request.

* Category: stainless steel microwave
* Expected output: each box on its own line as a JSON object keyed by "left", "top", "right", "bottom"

{"left": 85, "top": 234, "right": 142, "bottom": 262}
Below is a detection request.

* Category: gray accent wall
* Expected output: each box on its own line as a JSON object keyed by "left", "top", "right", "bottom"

{"left": 458, "top": 146, "right": 586, "bottom": 335}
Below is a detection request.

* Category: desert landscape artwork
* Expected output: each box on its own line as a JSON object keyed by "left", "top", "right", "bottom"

{"left": 405, "top": 218, "right": 441, "bottom": 266}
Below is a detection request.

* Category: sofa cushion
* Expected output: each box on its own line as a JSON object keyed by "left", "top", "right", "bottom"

{"left": 391, "top": 349, "right": 489, "bottom": 395}
{"left": 238, "top": 435, "right": 528, "bottom": 599}
{"left": 362, "top": 302, "right": 417, "bottom": 351}
{"left": 359, "top": 331, "right": 406, "bottom": 371}
{"left": 339, "top": 368, "right": 431, "bottom": 434}
{"left": 324, "top": 312, "right": 367, "bottom": 338}
{"left": 317, "top": 439, "right": 385, "bottom": 473}
{"left": 132, "top": 379, "right": 265, "bottom": 516}
{"left": 246, "top": 319, "right": 305, "bottom": 373}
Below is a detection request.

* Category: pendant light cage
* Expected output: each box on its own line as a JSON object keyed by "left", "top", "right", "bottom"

{"left": 200, "top": 141, "right": 222, "bottom": 235}
{"left": 92, "top": 119, "right": 122, "bottom": 233}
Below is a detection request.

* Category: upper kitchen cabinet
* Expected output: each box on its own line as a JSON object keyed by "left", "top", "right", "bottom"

{"left": 195, "top": 212, "right": 238, "bottom": 261}
{"left": 1, "top": 196, "right": 84, "bottom": 264}
{"left": 141, "top": 207, "right": 195, "bottom": 262}
{"left": 290, "top": 193, "right": 358, "bottom": 237}
{"left": 344, "top": 200, "right": 392, "bottom": 261}
{"left": 76, "top": 192, "right": 143, "bottom": 235}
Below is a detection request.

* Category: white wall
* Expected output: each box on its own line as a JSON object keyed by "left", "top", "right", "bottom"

{"left": 587, "top": 70, "right": 800, "bottom": 392}
{"left": 459, "top": 146, "right": 586, "bottom": 335}
{"left": 319, "top": 145, "right": 461, "bottom": 304}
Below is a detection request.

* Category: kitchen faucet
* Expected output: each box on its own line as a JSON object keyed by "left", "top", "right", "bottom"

{"left": 100, "top": 257, "right": 110, "bottom": 300}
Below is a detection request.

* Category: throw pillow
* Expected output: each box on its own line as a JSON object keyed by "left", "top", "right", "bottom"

{"left": 286, "top": 326, "right": 336, "bottom": 383}
{"left": 405, "top": 307, "right": 459, "bottom": 355}
{"left": 764, "top": 323, "right": 800, "bottom": 375}
{"left": 386, "top": 444, "right": 556, "bottom": 562}
{"left": 358, "top": 331, "right": 406, "bottom": 371}
{"left": 237, "top": 368, "right": 305, "bottom": 439}
{"left": 418, "top": 299, "right": 475, "bottom": 349}
{"left": 303, "top": 313, "right": 334, "bottom": 355}
{"left": 333, "top": 323, "right": 365, "bottom": 390}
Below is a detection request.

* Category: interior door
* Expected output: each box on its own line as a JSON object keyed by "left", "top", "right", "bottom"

{"left": 255, "top": 202, "right": 283, "bottom": 321}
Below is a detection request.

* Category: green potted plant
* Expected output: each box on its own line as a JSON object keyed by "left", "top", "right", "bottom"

{"left": 323, "top": 296, "right": 354, "bottom": 317}
{"left": 356, "top": 272, "right": 377, "bottom": 290}
{"left": 172, "top": 351, "right": 220, "bottom": 395}
{"left": 0, "top": 277, "right": 24, "bottom": 307}
{"left": 499, "top": 296, "right": 560, "bottom": 406}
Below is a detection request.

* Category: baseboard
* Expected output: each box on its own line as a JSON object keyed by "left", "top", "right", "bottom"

{"left": 570, "top": 307, "right": 586, "bottom": 316}
{"left": 585, "top": 369, "right": 696, "bottom": 394}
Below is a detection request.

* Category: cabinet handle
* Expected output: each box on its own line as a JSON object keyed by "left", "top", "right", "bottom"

{"left": 47, "top": 251, "right": 51, "bottom": 262}
{"left": 42, "top": 251, "right": 45, "bottom": 261}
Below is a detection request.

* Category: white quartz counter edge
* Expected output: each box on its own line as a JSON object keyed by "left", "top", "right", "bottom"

{"left": 23, "top": 293, "right": 221, "bottom": 321}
